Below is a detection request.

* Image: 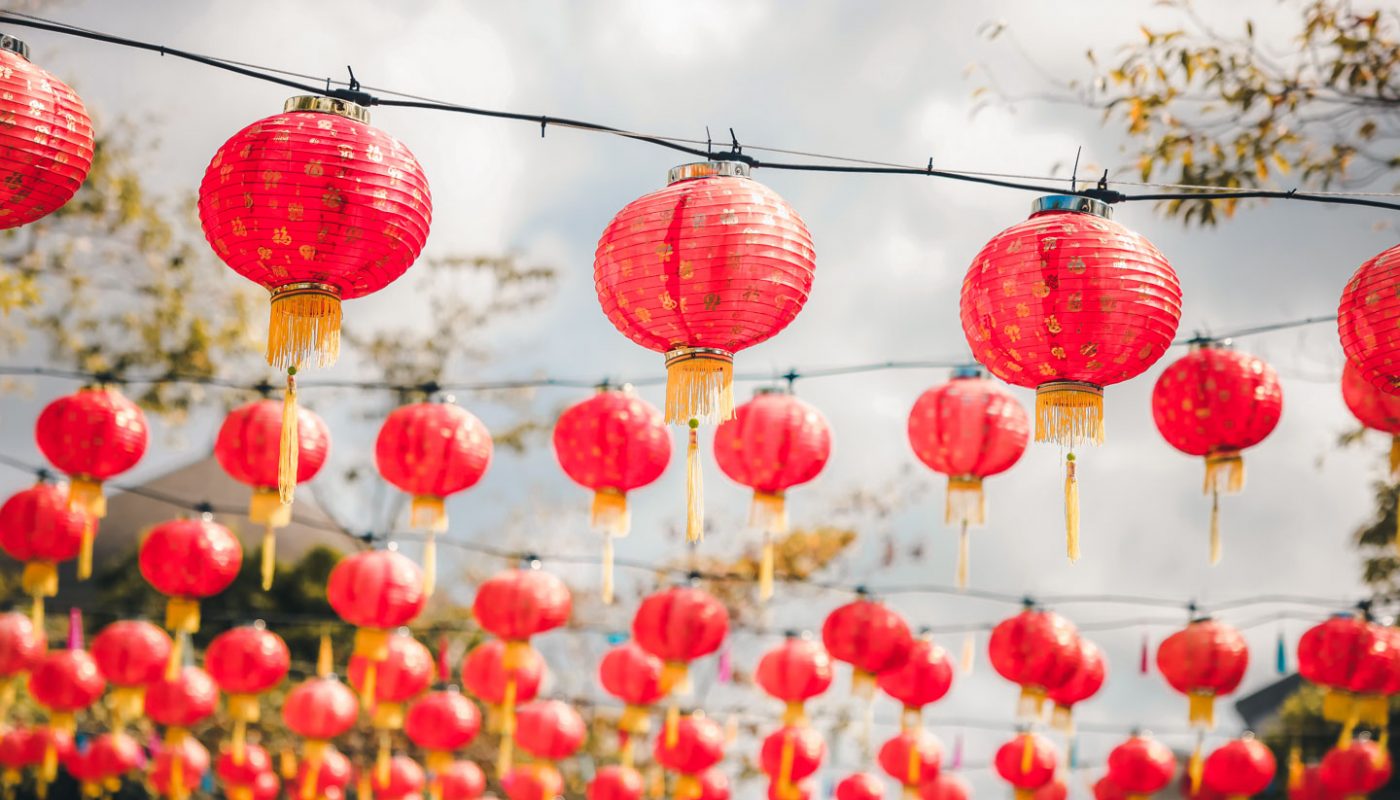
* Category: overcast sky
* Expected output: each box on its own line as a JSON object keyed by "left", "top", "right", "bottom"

{"left": 1, "top": 1, "right": 1396, "bottom": 796}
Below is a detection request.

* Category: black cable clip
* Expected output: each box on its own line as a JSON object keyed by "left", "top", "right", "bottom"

{"left": 710, "top": 127, "right": 756, "bottom": 167}
{"left": 328, "top": 65, "right": 377, "bottom": 107}
{"left": 1080, "top": 169, "right": 1126, "bottom": 204}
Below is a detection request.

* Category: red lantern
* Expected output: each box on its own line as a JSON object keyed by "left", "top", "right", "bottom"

{"left": 138, "top": 516, "right": 243, "bottom": 656}
{"left": 1318, "top": 738, "right": 1391, "bottom": 797}
{"left": 1156, "top": 617, "right": 1248, "bottom": 728}
{"left": 13, "top": 727, "right": 71, "bottom": 789}
{"left": 877, "top": 637, "right": 954, "bottom": 731}
{"left": 594, "top": 159, "right": 816, "bottom": 427}
{"left": 87, "top": 731, "right": 144, "bottom": 786}
{"left": 0, "top": 727, "right": 39, "bottom": 784}
{"left": 1339, "top": 244, "right": 1400, "bottom": 392}
{"left": 1298, "top": 614, "right": 1367, "bottom": 722}
{"left": 960, "top": 196, "right": 1181, "bottom": 558}
{"left": 514, "top": 699, "right": 587, "bottom": 763}
{"left": 837, "top": 773, "right": 886, "bottom": 800}
{"left": 1347, "top": 623, "right": 1400, "bottom": 732}
{"left": 61, "top": 740, "right": 104, "bottom": 796}
{"left": 598, "top": 641, "right": 665, "bottom": 751}
{"left": 405, "top": 689, "right": 481, "bottom": 775}
{"left": 714, "top": 390, "right": 831, "bottom": 596}
{"left": 348, "top": 630, "right": 434, "bottom": 727}
{"left": 1047, "top": 638, "right": 1105, "bottom": 731}
{"left": 696, "top": 769, "right": 731, "bottom": 800}
{"left": 144, "top": 666, "right": 219, "bottom": 760}
{"left": 91, "top": 619, "right": 171, "bottom": 727}
{"left": 251, "top": 772, "right": 280, "bottom": 800}
{"left": 554, "top": 387, "right": 670, "bottom": 602}
{"left": 327, "top": 548, "right": 426, "bottom": 705}
{"left": 994, "top": 733, "right": 1059, "bottom": 800}
{"left": 1342, "top": 359, "right": 1400, "bottom": 473}
{"left": 205, "top": 623, "right": 290, "bottom": 762}
{"left": 461, "top": 638, "right": 544, "bottom": 727}
{"left": 1202, "top": 738, "right": 1275, "bottom": 799}
{"left": 756, "top": 634, "right": 834, "bottom": 725}
{"left": 821, "top": 594, "right": 914, "bottom": 695}
{"left": 0, "top": 480, "right": 92, "bottom": 622}
{"left": 878, "top": 731, "right": 942, "bottom": 796}
{"left": 501, "top": 764, "right": 564, "bottom": 800}
{"left": 589, "top": 764, "right": 644, "bottom": 800}
{"left": 1106, "top": 735, "right": 1176, "bottom": 797}
{"left": 920, "top": 774, "right": 970, "bottom": 800}
{"left": 366, "top": 755, "right": 425, "bottom": 800}
{"left": 34, "top": 387, "right": 147, "bottom": 543}
{"left": 437, "top": 761, "right": 487, "bottom": 800}
{"left": 761, "top": 726, "right": 825, "bottom": 800}
{"left": 1093, "top": 777, "right": 1128, "bottom": 800}
{"left": 215, "top": 398, "right": 331, "bottom": 588}
{"left": 633, "top": 584, "right": 729, "bottom": 745}
{"left": 292, "top": 746, "right": 352, "bottom": 800}
{"left": 989, "top": 607, "right": 1082, "bottom": 717}
{"left": 1151, "top": 344, "right": 1283, "bottom": 564}
{"left": 28, "top": 648, "right": 105, "bottom": 730}
{"left": 0, "top": 610, "right": 45, "bottom": 692}
{"left": 217, "top": 743, "right": 271, "bottom": 791}
{"left": 282, "top": 675, "right": 358, "bottom": 799}
{"left": 150, "top": 735, "right": 209, "bottom": 800}
{"left": 653, "top": 714, "right": 725, "bottom": 800}
{"left": 908, "top": 367, "right": 1030, "bottom": 588}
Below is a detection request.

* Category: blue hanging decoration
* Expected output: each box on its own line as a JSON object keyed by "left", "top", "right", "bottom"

{"left": 1069, "top": 735, "right": 1079, "bottom": 770}
{"left": 606, "top": 631, "right": 627, "bottom": 646}
{"left": 1276, "top": 628, "right": 1288, "bottom": 675}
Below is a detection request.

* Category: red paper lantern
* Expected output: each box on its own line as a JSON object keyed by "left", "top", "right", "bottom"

{"left": 0, "top": 36, "right": 94, "bottom": 229}
{"left": 1298, "top": 614, "right": 1367, "bottom": 722}
{"left": 462, "top": 637, "right": 543, "bottom": 712}
{"left": 18, "top": 727, "right": 72, "bottom": 788}
{"left": 376, "top": 400, "right": 492, "bottom": 532}
{"left": 908, "top": 367, "right": 1030, "bottom": 587}
{"left": 755, "top": 634, "right": 833, "bottom": 726}
{"left": 1339, "top": 244, "right": 1400, "bottom": 392}
{"left": 594, "top": 160, "right": 816, "bottom": 426}
{"left": 0, "top": 609, "right": 45, "bottom": 681}
{"left": 282, "top": 675, "right": 358, "bottom": 793}
{"left": 1093, "top": 777, "right": 1128, "bottom": 800}
{"left": 144, "top": 666, "right": 218, "bottom": 735}
{"left": 877, "top": 637, "right": 954, "bottom": 730}
{"left": 91, "top": 619, "right": 171, "bottom": 727}
{"left": 633, "top": 583, "right": 730, "bottom": 733}
{"left": 960, "top": 196, "right": 1181, "bottom": 558}
{"left": 28, "top": 648, "right": 105, "bottom": 727}
{"left": 150, "top": 735, "right": 210, "bottom": 800}
{"left": 0, "top": 480, "right": 92, "bottom": 621}
{"left": 35, "top": 387, "right": 148, "bottom": 523}
{"left": 994, "top": 733, "right": 1059, "bottom": 800}
{"left": 216, "top": 742, "right": 271, "bottom": 787}
{"left": 714, "top": 390, "right": 831, "bottom": 597}
{"left": 1047, "top": 637, "right": 1105, "bottom": 731}
{"left": 598, "top": 641, "right": 665, "bottom": 741}
{"left": 1318, "top": 738, "right": 1391, "bottom": 797}
{"left": 502, "top": 764, "right": 564, "bottom": 800}
{"left": 61, "top": 740, "right": 104, "bottom": 795}
{"left": 515, "top": 699, "right": 587, "bottom": 762}
{"left": 989, "top": 607, "right": 1082, "bottom": 717}
{"left": 1156, "top": 617, "right": 1248, "bottom": 728}
{"left": 348, "top": 631, "right": 433, "bottom": 726}
{"left": 437, "top": 761, "right": 487, "bottom": 800}
{"left": 250, "top": 772, "right": 280, "bottom": 800}
{"left": 1106, "top": 735, "right": 1176, "bottom": 796}
{"left": 920, "top": 774, "right": 970, "bottom": 800}
{"left": 1342, "top": 359, "right": 1400, "bottom": 471}
{"left": 589, "top": 764, "right": 644, "bottom": 800}
{"left": 139, "top": 516, "right": 242, "bottom": 648}
{"left": 878, "top": 730, "right": 942, "bottom": 793}
{"left": 1347, "top": 623, "right": 1400, "bottom": 730}
{"left": 554, "top": 387, "right": 670, "bottom": 601}
{"left": 760, "top": 726, "right": 825, "bottom": 799}
{"left": 292, "top": 747, "right": 352, "bottom": 800}
{"left": 327, "top": 548, "right": 426, "bottom": 704}
{"left": 87, "top": 731, "right": 143, "bottom": 785}
{"left": 696, "top": 769, "right": 731, "bottom": 800}
{"left": 821, "top": 594, "right": 914, "bottom": 694}
{"left": 0, "top": 727, "right": 39, "bottom": 780}
{"left": 215, "top": 398, "right": 331, "bottom": 588}
{"left": 366, "top": 755, "right": 425, "bottom": 800}
{"left": 405, "top": 688, "right": 480, "bottom": 781}
{"left": 1152, "top": 344, "right": 1283, "bottom": 564}
{"left": 654, "top": 714, "right": 725, "bottom": 799}
{"left": 1201, "top": 738, "right": 1275, "bottom": 799}
{"left": 473, "top": 567, "right": 572, "bottom": 643}
{"left": 836, "top": 773, "right": 886, "bottom": 800}
{"left": 205, "top": 623, "right": 288, "bottom": 764}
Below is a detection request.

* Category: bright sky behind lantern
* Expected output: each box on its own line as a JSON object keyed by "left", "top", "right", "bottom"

{"left": 0, "top": 1, "right": 1396, "bottom": 795}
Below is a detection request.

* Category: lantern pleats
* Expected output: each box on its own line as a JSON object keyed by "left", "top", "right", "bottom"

{"left": 0, "top": 45, "right": 95, "bottom": 230}
{"left": 1339, "top": 244, "right": 1400, "bottom": 394}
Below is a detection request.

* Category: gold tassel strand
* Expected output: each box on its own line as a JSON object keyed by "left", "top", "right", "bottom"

{"left": 956, "top": 520, "right": 970, "bottom": 591}
{"left": 664, "top": 348, "right": 734, "bottom": 426}
{"left": 1209, "top": 487, "right": 1222, "bottom": 566}
{"left": 686, "top": 420, "right": 703, "bottom": 543}
{"left": 1391, "top": 435, "right": 1400, "bottom": 478}
{"left": 260, "top": 523, "right": 277, "bottom": 591}
{"left": 77, "top": 517, "right": 94, "bottom": 581}
{"left": 601, "top": 533, "right": 615, "bottom": 606}
{"left": 1065, "top": 453, "right": 1080, "bottom": 562}
{"left": 422, "top": 533, "right": 437, "bottom": 597}
{"left": 960, "top": 632, "right": 975, "bottom": 675}
{"left": 759, "top": 534, "right": 775, "bottom": 602}
{"left": 279, "top": 367, "right": 300, "bottom": 506}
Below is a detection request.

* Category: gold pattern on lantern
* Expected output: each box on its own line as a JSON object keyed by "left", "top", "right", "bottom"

{"left": 272, "top": 228, "right": 292, "bottom": 246}
{"left": 1032, "top": 281, "right": 1050, "bottom": 299}
{"left": 304, "top": 161, "right": 324, "bottom": 177}
{"left": 1051, "top": 346, "right": 1066, "bottom": 359}
{"left": 1015, "top": 303, "right": 1030, "bottom": 318}
{"left": 288, "top": 203, "right": 304, "bottom": 221}
{"left": 1067, "top": 257, "right": 1086, "bottom": 274}
{"left": 659, "top": 292, "right": 677, "bottom": 311}
{"left": 1067, "top": 292, "right": 1082, "bottom": 312}
{"left": 1004, "top": 324, "right": 1022, "bottom": 342}
{"left": 1046, "top": 315, "right": 1062, "bottom": 334}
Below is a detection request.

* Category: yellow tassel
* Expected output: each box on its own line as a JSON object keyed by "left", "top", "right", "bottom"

{"left": 411, "top": 495, "right": 448, "bottom": 532}
{"left": 759, "top": 536, "right": 775, "bottom": 602}
{"left": 495, "top": 736, "right": 514, "bottom": 778}
{"left": 267, "top": 282, "right": 341, "bottom": 369}
{"left": 1189, "top": 742, "right": 1204, "bottom": 795}
{"left": 232, "top": 718, "right": 248, "bottom": 765}
{"left": 279, "top": 369, "right": 299, "bottom": 506}
{"left": 317, "top": 633, "right": 333, "bottom": 677}
{"left": 674, "top": 774, "right": 700, "bottom": 800}
{"left": 376, "top": 730, "right": 391, "bottom": 785}
{"left": 619, "top": 704, "right": 651, "bottom": 735}
{"left": 67, "top": 477, "right": 107, "bottom": 518}
{"left": 1051, "top": 703, "right": 1075, "bottom": 735}
{"left": 77, "top": 518, "right": 94, "bottom": 581}
{"left": 28, "top": 595, "right": 42, "bottom": 630}
{"left": 1205, "top": 451, "right": 1245, "bottom": 495}
{"left": 1019, "top": 686, "right": 1047, "bottom": 719}
{"left": 1391, "top": 436, "right": 1400, "bottom": 478}
{"left": 851, "top": 669, "right": 876, "bottom": 700}
{"left": 278, "top": 750, "right": 297, "bottom": 781}
{"left": 782, "top": 701, "right": 806, "bottom": 727}
{"left": 1020, "top": 734, "right": 1034, "bottom": 774}
{"left": 355, "top": 627, "right": 391, "bottom": 660}
{"left": 600, "top": 533, "right": 617, "bottom": 605}
{"left": 960, "top": 632, "right": 975, "bottom": 675}
{"left": 422, "top": 533, "right": 437, "bottom": 597}
{"left": 1287, "top": 744, "right": 1302, "bottom": 790}
{"left": 778, "top": 732, "right": 795, "bottom": 799}
{"left": 751, "top": 491, "right": 788, "bottom": 535}
{"left": 1188, "top": 691, "right": 1216, "bottom": 729}
{"left": 1340, "top": 708, "right": 1360, "bottom": 748}
{"left": 166, "top": 632, "right": 185, "bottom": 680}
{"left": 686, "top": 422, "right": 703, "bottom": 542}
{"left": 249, "top": 487, "right": 292, "bottom": 527}
{"left": 945, "top": 477, "right": 986, "bottom": 527}
{"left": 1065, "top": 453, "right": 1080, "bottom": 562}
{"left": 165, "top": 597, "right": 201, "bottom": 634}
{"left": 724, "top": 714, "right": 739, "bottom": 744}
{"left": 1034, "top": 381, "right": 1104, "bottom": 447}
{"left": 664, "top": 704, "right": 680, "bottom": 748}
{"left": 108, "top": 686, "right": 145, "bottom": 730}
{"left": 0, "top": 678, "right": 15, "bottom": 723}
{"left": 619, "top": 735, "right": 636, "bottom": 769}
{"left": 501, "top": 676, "right": 519, "bottom": 739}
{"left": 1210, "top": 488, "right": 1222, "bottom": 566}
{"left": 900, "top": 706, "right": 921, "bottom": 733}
{"left": 360, "top": 663, "right": 378, "bottom": 710}
{"left": 592, "top": 488, "right": 630, "bottom": 537}
{"left": 956, "top": 520, "right": 970, "bottom": 591}
{"left": 1356, "top": 694, "right": 1389, "bottom": 726}
{"left": 646, "top": 766, "right": 665, "bottom": 799}
{"left": 260, "top": 523, "right": 277, "bottom": 591}
{"left": 22, "top": 561, "right": 57, "bottom": 631}
{"left": 300, "top": 750, "right": 324, "bottom": 800}
{"left": 357, "top": 769, "right": 373, "bottom": 800}
{"left": 664, "top": 347, "right": 735, "bottom": 425}
{"left": 1014, "top": 792, "right": 1034, "bottom": 800}
{"left": 373, "top": 701, "right": 406, "bottom": 730}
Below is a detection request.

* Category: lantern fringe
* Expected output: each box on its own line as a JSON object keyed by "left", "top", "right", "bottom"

{"left": 1188, "top": 692, "right": 1216, "bottom": 729}
{"left": 960, "top": 633, "right": 975, "bottom": 675}
{"left": 301, "top": 741, "right": 329, "bottom": 800}
{"left": 68, "top": 476, "right": 107, "bottom": 518}
{"left": 946, "top": 477, "right": 986, "bottom": 526}
{"left": 1391, "top": 436, "right": 1400, "bottom": 478}
{"left": 751, "top": 491, "right": 788, "bottom": 535}
{"left": 376, "top": 729, "right": 392, "bottom": 785}
{"left": 1050, "top": 703, "right": 1074, "bottom": 734}
{"left": 317, "top": 634, "right": 333, "bottom": 677}
{"left": 759, "top": 534, "right": 775, "bottom": 603}
{"left": 249, "top": 487, "right": 292, "bottom": 527}
{"left": 619, "top": 704, "right": 651, "bottom": 735}
{"left": 260, "top": 523, "right": 277, "bottom": 592}
{"left": 77, "top": 518, "right": 94, "bottom": 581}
{"left": 1355, "top": 694, "right": 1388, "bottom": 727}
{"left": 900, "top": 706, "right": 921, "bottom": 733}
{"left": 422, "top": 532, "right": 437, "bottom": 597}
{"left": 1209, "top": 488, "right": 1222, "bottom": 567}
{"left": 107, "top": 686, "right": 145, "bottom": 730}
{"left": 956, "top": 520, "right": 970, "bottom": 591}
{"left": 22, "top": 561, "right": 56, "bottom": 629}
{"left": 664, "top": 348, "right": 734, "bottom": 425}
{"left": 1287, "top": 744, "right": 1303, "bottom": 791}
{"left": 1188, "top": 738, "right": 1204, "bottom": 795}
{"left": 1065, "top": 453, "right": 1080, "bottom": 563}
{"left": 851, "top": 669, "right": 876, "bottom": 700}
{"left": 601, "top": 533, "right": 615, "bottom": 605}
{"left": 411, "top": 495, "right": 448, "bottom": 532}
{"left": 1034, "top": 381, "right": 1104, "bottom": 447}
{"left": 781, "top": 701, "right": 807, "bottom": 727}
{"left": 592, "top": 488, "right": 630, "bottom": 537}
{"left": 1204, "top": 451, "right": 1245, "bottom": 495}
{"left": 267, "top": 283, "right": 341, "bottom": 370}
{"left": 686, "top": 423, "right": 703, "bottom": 543}
{"left": 664, "top": 703, "right": 680, "bottom": 749}
{"left": 279, "top": 368, "right": 299, "bottom": 506}
{"left": 1018, "top": 687, "right": 1047, "bottom": 720}
{"left": 373, "top": 701, "right": 405, "bottom": 730}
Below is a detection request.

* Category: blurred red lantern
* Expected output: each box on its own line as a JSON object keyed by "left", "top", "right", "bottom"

{"left": 461, "top": 638, "right": 544, "bottom": 729}
{"left": 250, "top": 772, "right": 280, "bottom": 800}
{"left": 138, "top": 516, "right": 242, "bottom": 653}
{"left": 405, "top": 689, "right": 481, "bottom": 775}
{"left": 0, "top": 36, "right": 94, "bottom": 229}
{"left": 292, "top": 747, "right": 352, "bottom": 800}
{"left": 1318, "top": 738, "right": 1391, "bottom": 797}
{"left": 215, "top": 398, "right": 331, "bottom": 588}
{"left": 989, "top": 607, "right": 1082, "bottom": 717}
{"left": 87, "top": 731, "right": 143, "bottom": 786}
{"left": 994, "top": 733, "right": 1059, "bottom": 800}
{"left": 760, "top": 726, "right": 825, "bottom": 800}
{"left": 0, "top": 611, "right": 45, "bottom": 689}
{"left": 589, "top": 764, "right": 644, "bottom": 800}
{"left": 327, "top": 548, "right": 426, "bottom": 705}
{"left": 1047, "top": 638, "right": 1105, "bottom": 732}
{"left": 1298, "top": 614, "right": 1367, "bottom": 723}
{"left": 920, "top": 774, "right": 970, "bottom": 800}
{"left": 634, "top": 584, "right": 729, "bottom": 746}
{"left": 878, "top": 730, "right": 942, "bottom": 795}
{"left": 515, "top": 699, "right": 587, "bottom": 763}
{"left": 501, "top": 764, "right": 564, "bottom": 800}
{"left": 437, "top": 760, "right": 486, "bottom": 800}
{"left": 696, "top": 769, "right": 731, "bottom": 800}
{"left": 714, "top": 390, "right": 832, "bottom": 597}
{"left": 366, "top": 755, "right": 425, "bottom": 800}
{"left": 554, "top": 387, "right": 670, "bottom": 602}
{"left": 16, "top": 727, "right": 71, "bottom": 789}
{"left": 0, "top": 727, "right": 40, "bottom": 782}
{"left": 216, "top": 742, "right": 271, "bottom": 790}
{"left": 837, "top": 773, "right": 886, "bottom": 800}
{"left": 1106, "top": 735, "right": 1176, "bottom": 796}
{"left": 822, "top": 594, "right": 913, "bottom": 695}
{"left": 0, "top": 480, "right": 91, "bottom": 622}
{"left": 282, "top": 674, "right": 358, "bottom": 799}
{"left": 960, "top": 196, "right": 1181, "bottom": 559}
{"left": 1342, "top": 359, "right": 1400, "bottom": 474}
{"left": 1339, "top": 244, "right": 1400, "bottom": 394}
{"left": 28, "top": 648, "right": 104, "bottom": 731}
{"left": 594, "top": 160, "right": 816, "bottom": 427}
{"left": 654, "top": 714, "right": 726, "bottom": 800}
{"left": 205, "top": 623, "right": 290, "bottom": 762}
{"left": 1093, "top": 777, "right": 1128, "bottom": 800}
{"left": 1202, "top": 738, "right": 1275, "bottom": 799}
{"left": 755, "top": 634, "right": 833, "bottom": 725}
{"left": 35, "top": 386, "right": 147, "bottom": 533}
{"left": 1151, "top": 344, "right": 1283, "bottom": 564}
{"left": 1156, "top": 617, "right": 1248, "bottom": 728}
{"left": 599, "top": 641, "right": 665, "bottom": 750}
{"left": 145, "top": 666, "right": 219, "bottom": 754}
{"left": 1345, "top": 623, "right": 1400, "bottom": 732}
{"left": 150, "top": 735, "right": 210, "bottom": 800}
{"left": 348, "top": 631, "right": 434, "bottom": 727}
{"left": 878, "top": 637, "right": 954, "bottom": 730}
{"left": 62, "top": 740, "right": 104, "bottom": 796}
{"left": 908, "top": 367, "right": 1030, "bottom": 588}
{"left": 91, "top": 619, "right": 171, "bottom": 727}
